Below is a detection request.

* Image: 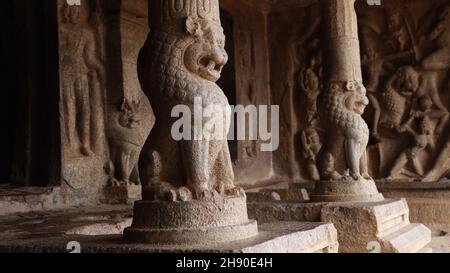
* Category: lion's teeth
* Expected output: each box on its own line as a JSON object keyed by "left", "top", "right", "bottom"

{"left": 207, "top": 61, "right": 215, "bottom": 70}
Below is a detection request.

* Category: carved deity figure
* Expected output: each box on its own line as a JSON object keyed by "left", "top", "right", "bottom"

{"left": 299, "top": 54, "right": 322, "bottom": 124}
{"left": 60, "top": 2, "right": 105, "bottom": 157}
{"left": 319, "top": 81, "right": 372, "bottom": 181}
{"left": 362, "top": 48, "right": 384, "bottom": 141}
{"left": 301, "top": 126, "right": 322, "bottom": 181}
{"left": 139, "top": 4, "right": 241, "bottom": 202}
{"left": 385, "top": 9, "right": 410, "bottom": 52}
{"left": 388, "top": 96, "right": 438, "bottom": 178}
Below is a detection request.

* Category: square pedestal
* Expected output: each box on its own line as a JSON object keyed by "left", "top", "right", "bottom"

{"left": 248, "top": 197, "right": 431, "bottom": 253}
{"left": 321, "top": 199, "right": 431, "bottom": 253}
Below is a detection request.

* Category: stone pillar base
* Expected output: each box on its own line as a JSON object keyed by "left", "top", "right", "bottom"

{"left": 321, "top": 199, "right": 431, "bottom": 253}
{"left": 247, "top": 191, "right": 432, "bottom": 253}
{"left": 311, "top": 180, "right": 384, "bottom": 202}
{"left": 101, "top": 185, "right": 141, "bottom": 205}
{"left": 124, "top": 196, "right": 259, "bottom": 245}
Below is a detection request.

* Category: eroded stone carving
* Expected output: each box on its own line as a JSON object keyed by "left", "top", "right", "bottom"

{"left": 105, "top": 1, "right": 154, "bottom": 188}
{"left": 388, "top": 96, "right": 437, "bottom": 179}
{"left": 299, "top": 53, "right": 322, "bottom": 124}
{"left": 60, "top": 2, "right": 106, "bottom": 158}
{"left": 379, "top": 66, "right": 419, "bottom": 130}
{"left": 107, "top": 99, "right": 153, "bottom": 187}
{"left": 301, "top": 125, "right": 321, "bottom": 181}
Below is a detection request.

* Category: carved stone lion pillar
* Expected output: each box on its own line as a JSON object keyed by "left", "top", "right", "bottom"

{"left": 312, "top": 0, "right": 384, "bottom": 202}
{"left": 124, "top": 0, "right": 258, "bottom": 244}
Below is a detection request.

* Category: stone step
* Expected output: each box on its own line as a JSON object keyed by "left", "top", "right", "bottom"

{"left": 381, "top": 223, "right": 432, "bottom": 253}
{"left": 368, "top": 199, "right": 411, "bottom": 237}
{"left": 321, "top": 199, "right": 431, "bottom": 253}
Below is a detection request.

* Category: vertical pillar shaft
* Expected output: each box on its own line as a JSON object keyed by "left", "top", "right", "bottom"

{"left": 312, "top": 0, "right": 384, "bottom": 202}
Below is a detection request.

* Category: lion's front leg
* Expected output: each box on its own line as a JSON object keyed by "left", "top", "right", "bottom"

{"left": 215, "top": 142, "right": 243, "bottom": 197}
{"left": 360, "top": 150, "right": 372, "bottom": 180}
{"left": 181, "top": 139, "right": 215, "bottom": 200}
{"left": 345, "top": 138, "right": 362, "bottom": 180}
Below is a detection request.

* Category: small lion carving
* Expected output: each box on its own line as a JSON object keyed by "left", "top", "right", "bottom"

{"left": 139, "top": 16, "right": 242, "bottom": 202}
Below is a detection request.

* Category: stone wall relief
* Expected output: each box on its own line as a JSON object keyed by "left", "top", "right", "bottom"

{"left": 286, "top": 7, "right": 324, "bottom": 182}
{"left": 60, "top": 1, "right": 106, "bottom": 159}
{"left": 358, "top": 3, "right": 450, "bottom": 182}
{"left": 237, "top": 30, "right": 258, "bottom": 162}
{"left": 104, "top": 2, "right": 154, "bottom": 188}
{"left": 59, "top": 0, "right": 153, "bottom": 195}
{"left": 58, "top": 0, "right": 111, "bottom": 192}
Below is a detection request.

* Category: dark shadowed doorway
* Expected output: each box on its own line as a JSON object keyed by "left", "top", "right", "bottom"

{"left": 0, "top": 0, "right": 60, "bottom": 186}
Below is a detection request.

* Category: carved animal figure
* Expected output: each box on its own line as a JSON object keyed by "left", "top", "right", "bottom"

{"left": 107, "top": 99, "right": 154, "bottom": 186}
{"left": 379, "top": 66, "right": 419, "bottom": 129}
{"left": 139, "top": 16, "right": 241, "bottom": 202}
{"left": 319, "top": 81, "right": 371, "bottom": 181}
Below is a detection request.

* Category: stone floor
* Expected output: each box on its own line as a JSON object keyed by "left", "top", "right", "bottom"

{"left": 0, "top": 205, "right": 340, "bottom": 253}
{"left": 0, "top": 204, "right": 448, "bottom": 253}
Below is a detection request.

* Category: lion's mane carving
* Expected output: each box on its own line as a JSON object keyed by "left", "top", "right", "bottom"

{"left": 319, "top": 81, "right": 372, "bottom": 181}
{"left": 380, "top": 66, "right": 420, "bottom": 129}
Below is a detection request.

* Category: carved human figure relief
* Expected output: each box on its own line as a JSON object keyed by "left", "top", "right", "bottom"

{"left": 356, "top": 2, "right": 450, "bottom": 182}
{"left": 60, "top": 2, "right": 105, "bottom": 158}
{"left": 301, "top": 126, "right": 322, "bottom": 181}
{"left": 388, "top": 96, "right": 439, "bottom": 179}
{"left": 139, "top": 1, "right": 241, "bottom": 202}
{"left": 299, "top": 54, "right": 322, "bottom": 124}
{"left": 385, "top": 9, "right": 410, "bottom": 52}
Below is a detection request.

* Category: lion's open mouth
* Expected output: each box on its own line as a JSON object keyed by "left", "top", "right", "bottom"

{"left": 199, "top": 57, "right": 223, "bottom": 80}
{"left": 201, "top": 58, "right": 223, "bottom": 72}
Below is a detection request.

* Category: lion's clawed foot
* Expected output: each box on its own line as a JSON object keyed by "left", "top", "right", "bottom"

{"left": 109, "top": 178, "right": 134, "bottom": 187}
{"left": 223, "top": 186, "right": 246, "bottom": 197}
{"left": 190, "top": 187, "right": 220, "bottom": 202}
{"left": 166, "top": 187, "right": 193, "bottom": 202}
{"left": 362, "top": 172, "right": 373, "bottom": 181}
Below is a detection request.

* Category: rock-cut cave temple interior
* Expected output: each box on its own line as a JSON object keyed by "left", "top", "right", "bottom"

{"left": 0, "top": 0, "right": 450, "bottom": 253}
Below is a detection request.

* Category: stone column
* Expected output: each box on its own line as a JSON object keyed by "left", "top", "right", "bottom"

{"left": 312, "top": 0, "right": 383, "bottom": 202}
{"left": 124, "top": 0, "right": 258, "bottom": 245}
